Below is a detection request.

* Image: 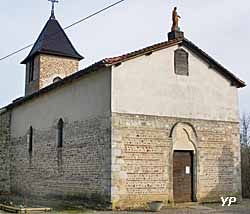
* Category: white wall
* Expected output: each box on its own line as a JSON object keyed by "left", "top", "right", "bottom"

{"left": 111, "top": 45, "right": 239, "bottom": 122}
{"left": 11, "top": 67, "right": 111, "bottom": 137}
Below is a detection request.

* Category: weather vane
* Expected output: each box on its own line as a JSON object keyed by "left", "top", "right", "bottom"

{"left": 48, "top": 0, "right": 59, "bottom": 19}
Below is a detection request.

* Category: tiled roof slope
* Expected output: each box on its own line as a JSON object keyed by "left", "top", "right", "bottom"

{"left": 5, "top": 37, "right": 245, "bottom": 110}
{"left": 104, "top": 38, "right": 182, "bottom": 65}
{"left": 103, "top": 38, "right": 245, "bottom": 88}
{"left": 21, "top": 17, "right": 83, "bottom": 64}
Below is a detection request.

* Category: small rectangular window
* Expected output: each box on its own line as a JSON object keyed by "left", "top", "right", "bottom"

{"left": 174, "top": 48, "right": 189, "bottom": 76}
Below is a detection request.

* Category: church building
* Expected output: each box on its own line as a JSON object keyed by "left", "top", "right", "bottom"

{"left": 0, "top": 6, "right": 246, "bottom": 210}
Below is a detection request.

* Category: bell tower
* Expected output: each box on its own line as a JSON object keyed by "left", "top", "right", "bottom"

{"left": 21, "top": 0, "right": 83, "bottom": 96}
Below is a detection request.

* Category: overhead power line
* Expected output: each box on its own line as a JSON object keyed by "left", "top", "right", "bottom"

{"left": 0, "top": 0, "right": 126, "bottom": 62}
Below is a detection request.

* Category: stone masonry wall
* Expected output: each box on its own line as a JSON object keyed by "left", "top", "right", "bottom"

{"left": 10, "top": 114, "right": 111, "bottom": 206}
{"left": 25, "top": 55, "right": 79, "bottom": 96}
{"left": 111, "top": 113, "right": 241, "bottom": 209}
{"left": 39, "top": 54, "right": 79, "bottom": 89}
{"left": 0, "top": 110, "right": 11, "bottom": 193}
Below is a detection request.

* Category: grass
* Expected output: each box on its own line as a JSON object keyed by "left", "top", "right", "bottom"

{"left": 51, "top": 207, "right": 90, "bottom": 214}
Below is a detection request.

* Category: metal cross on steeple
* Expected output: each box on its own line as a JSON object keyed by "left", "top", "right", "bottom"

{"left": 48, "top": 0, "right": 59, "bottom": 19}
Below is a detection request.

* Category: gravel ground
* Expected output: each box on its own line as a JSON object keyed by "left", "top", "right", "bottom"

{"left": 0, "top": 200, "right": 249, "bottom": 214}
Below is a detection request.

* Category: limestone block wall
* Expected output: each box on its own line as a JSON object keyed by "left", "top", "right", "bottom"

{"left": 111, "top": 113, "right": 241, "bottom": 209}
{"left": 25, "top": 54, "right": 79, "bottom": 96}
{"left": 39, "top": 54, "right": 79, "bottom": 89}
{"left": 10, "top": 115, "right": 111, "bottom": 204}
{"left": 10, "top": 68, "right": 112, "bottom": 205}
{"left": 0, "top": 110, "right": 11, "bottom": 193}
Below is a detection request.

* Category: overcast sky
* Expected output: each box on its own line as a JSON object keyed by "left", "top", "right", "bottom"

{"left": 0, "top": 0, "right": 249, "bottom": 113}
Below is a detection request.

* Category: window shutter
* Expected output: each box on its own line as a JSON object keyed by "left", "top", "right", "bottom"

{"left": 174, "top": 49, "right": 189, "bottom": 76}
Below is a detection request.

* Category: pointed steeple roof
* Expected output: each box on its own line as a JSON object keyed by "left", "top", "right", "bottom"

{"left": 21, "top": 16, "right": 83, "bottom": 64}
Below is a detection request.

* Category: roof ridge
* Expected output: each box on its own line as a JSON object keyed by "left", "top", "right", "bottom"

{"left": 103, "top": 38, "right": 182, "bottom": 65}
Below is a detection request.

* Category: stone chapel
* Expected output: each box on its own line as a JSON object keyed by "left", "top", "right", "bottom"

{"left": 0, "top": 6, "right": 246, "bottom": 210}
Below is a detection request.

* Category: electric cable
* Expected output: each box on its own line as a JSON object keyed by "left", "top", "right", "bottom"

{"left": 0, "top": 0, "right": 126, "bottom": 62}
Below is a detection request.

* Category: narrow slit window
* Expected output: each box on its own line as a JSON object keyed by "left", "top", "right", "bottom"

{"left": 57, "top": 118, "right": 64, "bottom": 148}
{"left": 28, "top": 126, "right": 33, "bottom": 153}
{"left": 29, "top": 59, "right": 34, "bottom": 82}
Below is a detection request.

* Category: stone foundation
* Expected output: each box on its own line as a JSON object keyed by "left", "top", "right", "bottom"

{"left": 111, "top": 113, "right": 241, "bottom": 209}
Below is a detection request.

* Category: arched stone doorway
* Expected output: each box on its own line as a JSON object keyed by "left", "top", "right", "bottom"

{"left": 170, "top": 122, "right": 198, "bottom": 203}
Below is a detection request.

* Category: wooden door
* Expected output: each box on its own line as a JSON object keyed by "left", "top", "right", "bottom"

{"left": 173, "top": 151, "right": 193, "bottom": 202}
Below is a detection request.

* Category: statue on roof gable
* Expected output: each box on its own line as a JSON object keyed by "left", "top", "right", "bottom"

{"left": 171, "top": 7, "right": 181, "bottom": 32}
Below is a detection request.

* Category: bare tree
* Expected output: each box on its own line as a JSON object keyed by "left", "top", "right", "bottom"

{"left": 241, "top": 113, "right": 250, "bottom": 147}
{"left": 240, "top": 112, "right": 250, "bottom": 198}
